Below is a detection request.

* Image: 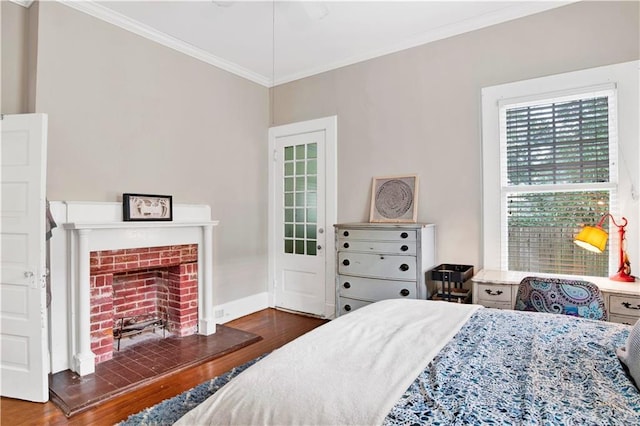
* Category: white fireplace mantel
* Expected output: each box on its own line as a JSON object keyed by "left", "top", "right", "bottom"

{"left": 50, "top": 201, "right": 218, "bottom": 376}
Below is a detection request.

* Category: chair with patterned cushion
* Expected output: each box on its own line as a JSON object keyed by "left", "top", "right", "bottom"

{"left": 514, "top": 276, "right": 608, "bottom": 321}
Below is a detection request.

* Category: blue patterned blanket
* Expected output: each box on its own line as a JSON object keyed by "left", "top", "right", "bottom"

{"left": 385, "top": 308, "right": 640, "bottom": 425}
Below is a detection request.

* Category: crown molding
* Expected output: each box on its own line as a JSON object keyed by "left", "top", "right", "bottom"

{"left": 55, "top": 0, "right": 575, "bottom": 88}
{"left": 58, "top": 0, "right": 272, "bottom": 87}
{"left": 10, "top": 0, "right": 35, "bottom": 8}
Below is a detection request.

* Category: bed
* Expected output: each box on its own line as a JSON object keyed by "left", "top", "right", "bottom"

{"left": 176, "top": 299, "right": 640, "bottom": 425}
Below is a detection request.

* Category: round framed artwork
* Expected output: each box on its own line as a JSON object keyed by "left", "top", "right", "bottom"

{"left": 369, "top": 175, "right": 418, "bottom": 222}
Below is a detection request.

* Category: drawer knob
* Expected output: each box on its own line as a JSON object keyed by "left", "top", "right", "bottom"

{"left": 343, "top": 259, "right": 350, "bottom": 266}
{"left": 400, "top": 289, "right": 410, "bottom": 297}
{"left": 400, "top": 232, "right": 408, "bottom": 239}
{"left": 484, "top": 289, "right": 503, "bottom": 296}
{"left": 343, "top": 282, "right": 351, "bottom": 289}
{"left": 344, "top": 304, "right": 352, "bottom": 312}
{"left": 621, "top": 302, "right": 640, "bottom": 311}
{"left": 400, "top": 245, "right": 409, "bottom": 252}
{"left": 343, "top": 242, "right": 350, "bottom": 249}
{"left": 343, "top": 231, "right": 349, "bottom": 237}
{"left": 399, "top": 264, "right": 409, "bottom": 272}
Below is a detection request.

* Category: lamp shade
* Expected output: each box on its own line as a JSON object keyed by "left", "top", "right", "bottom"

{"left": 574, "top": 225, "right": 608, "bottom": 253}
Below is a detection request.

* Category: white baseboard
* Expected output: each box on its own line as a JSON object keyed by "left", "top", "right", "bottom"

{"left": 214, "top": 292, "right": 270, "bottom": 324}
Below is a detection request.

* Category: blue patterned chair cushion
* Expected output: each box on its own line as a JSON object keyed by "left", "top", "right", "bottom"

{"left": 514, "top": 276, "right": 608, "bottom": 321}
{"left": 618, "top": 319, "right": 640, "bottom": 388}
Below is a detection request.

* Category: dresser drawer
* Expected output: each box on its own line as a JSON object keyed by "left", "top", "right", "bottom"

{"left": 338, "top": 252, "right": 416, "bottom": 280}
{"left": 608, "top": 314, "right": 639, "bottom": 326}
{"left": 338, "top": 297, "right": 371, "bottom": 315}
{"left": 608, "top": 294, "right": 640, "bottom": 318}
{"left": 337, "top": 228, "right": 416, "bottom": 242}
{"left": 480, "top": 300, "right": 513, "bottom": 310}
{"left": 476, "top": 284, "right": 512, "bottom": 303}
{"left": 338, "top": 275, "right": 417, "bottom": 301}
{"left": 337, "top": 239, "right": 416, "bottom": 255}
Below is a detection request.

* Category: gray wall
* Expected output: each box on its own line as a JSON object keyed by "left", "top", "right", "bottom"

{"left": 271, "top": 1, "right": 640, "bottom": 270}
{"left": 1, "top": 1, "right": 270, "bottom": 305}
{"left": 1, "top": 1, "right": 29, "bottom": 113}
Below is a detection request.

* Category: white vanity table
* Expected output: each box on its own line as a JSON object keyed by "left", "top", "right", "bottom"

{"left": 472, "top": 269, "right": 640, "bottom": 325}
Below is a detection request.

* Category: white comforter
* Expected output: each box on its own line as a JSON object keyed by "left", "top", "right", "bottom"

{"left": 175, "top": 299, "right": 481, "bottom": 426}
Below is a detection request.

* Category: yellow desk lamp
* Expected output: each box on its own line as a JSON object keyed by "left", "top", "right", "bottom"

{"left": 574, "top": 213, "right": 635, "bottom": 282}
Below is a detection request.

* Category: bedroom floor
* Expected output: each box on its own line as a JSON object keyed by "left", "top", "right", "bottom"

{"left": 49, "top": 324, "right": 262, "bottom": 416}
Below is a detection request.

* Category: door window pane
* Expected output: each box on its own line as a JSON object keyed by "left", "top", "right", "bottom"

{"left": 284, "top": 162, "right": 294, "bottom": 176}
{"left": 285, "top": 146, "right": 294, "bottom": 161}
{"left": 307, "top": 208, "right": 316, "bottom": 223}
{"left": 285, "top": 193, "right": 294, "bottom": 207}
{"left": 284, "top": 239, "right": 293, "bottom": 253}
{"left": 284, "top": 209, "right": 293, "bottom": 222}
{"left": 307, "top": 241, "right": 317, "bottom": 256}
{"left": 307, "top": 159, "right": 317, "bottom": 174}
{"left": 307, "top": 192, "right": 317, "bottom": 207}
{"left": 307, "top": 143, "right": 317, "bottom": 159}
{"left": 307, "top": 225, "right": 316, "bottom": 239}
{"left": 284, "top": 178, "right": 294, "bottom": 192}
{"left": 307, "top": 176, "right": 317, "bottom": 191}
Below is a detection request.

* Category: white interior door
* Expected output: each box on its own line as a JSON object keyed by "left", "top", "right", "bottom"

{"left": 0, "top": 113, "right": 49, "bottom": 402}
{"left": 269, "top": 117, "right": 336, "bottom": 317}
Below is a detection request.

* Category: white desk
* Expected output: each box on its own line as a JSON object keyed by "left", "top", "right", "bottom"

{"left": 471, "top": 269, "right": 640, "bottom": 325}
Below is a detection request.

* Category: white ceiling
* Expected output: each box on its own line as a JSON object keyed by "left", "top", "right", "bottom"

{"left": 58, "top": 1, "right": 574, "bottom": 87}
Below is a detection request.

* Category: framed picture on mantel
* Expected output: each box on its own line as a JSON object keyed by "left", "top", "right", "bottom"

{"left": 123, "top": 193, "right": 173, "bottom": 221}
{"left": 369, "top": 175, "right": 418, "bottom": 223}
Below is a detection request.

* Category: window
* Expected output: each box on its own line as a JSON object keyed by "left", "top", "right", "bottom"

{"left": 482, "top": 61, "right": 638, "bottom": 278}
{"left": 500, "top": 90, "right": 616, "bottom": 276}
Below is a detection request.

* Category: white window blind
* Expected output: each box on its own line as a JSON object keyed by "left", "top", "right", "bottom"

{"left": 499, "top": 88, "right": 618, "bottom": 276}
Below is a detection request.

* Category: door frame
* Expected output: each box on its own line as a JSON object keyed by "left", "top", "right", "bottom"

{"left": 268, "top": 116, "right": 337, "bottom": 318}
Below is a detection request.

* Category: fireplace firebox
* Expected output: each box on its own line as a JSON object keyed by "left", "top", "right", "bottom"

{"left": 89, "top": 244, "right": 198, "bottom": 363}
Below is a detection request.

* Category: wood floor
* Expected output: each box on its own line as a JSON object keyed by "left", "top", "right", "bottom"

{"left": 0, "top": 308, "right": 328, "bottom": 426}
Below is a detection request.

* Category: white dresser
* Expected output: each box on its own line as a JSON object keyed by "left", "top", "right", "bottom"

{"left": 334, "top": 223, "right": 436, "bottom": 316}
{"left": 472, "top": 269, "right": 640, "bottom": 325}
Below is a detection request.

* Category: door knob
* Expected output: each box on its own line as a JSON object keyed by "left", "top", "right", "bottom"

{"left": 24, "top": 271, "right": 34, "bottom": 278}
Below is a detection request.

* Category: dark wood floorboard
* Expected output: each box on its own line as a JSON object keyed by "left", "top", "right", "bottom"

{"left": 0, "top": 308, "right": 328, "bottom": 426}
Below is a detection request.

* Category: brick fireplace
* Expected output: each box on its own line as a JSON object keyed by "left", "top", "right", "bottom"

{"left": 89, "top": 244, "right": 198, "bottom": 364}
{"left": 53, "top": 201, "right": 218, "bottom": 376}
